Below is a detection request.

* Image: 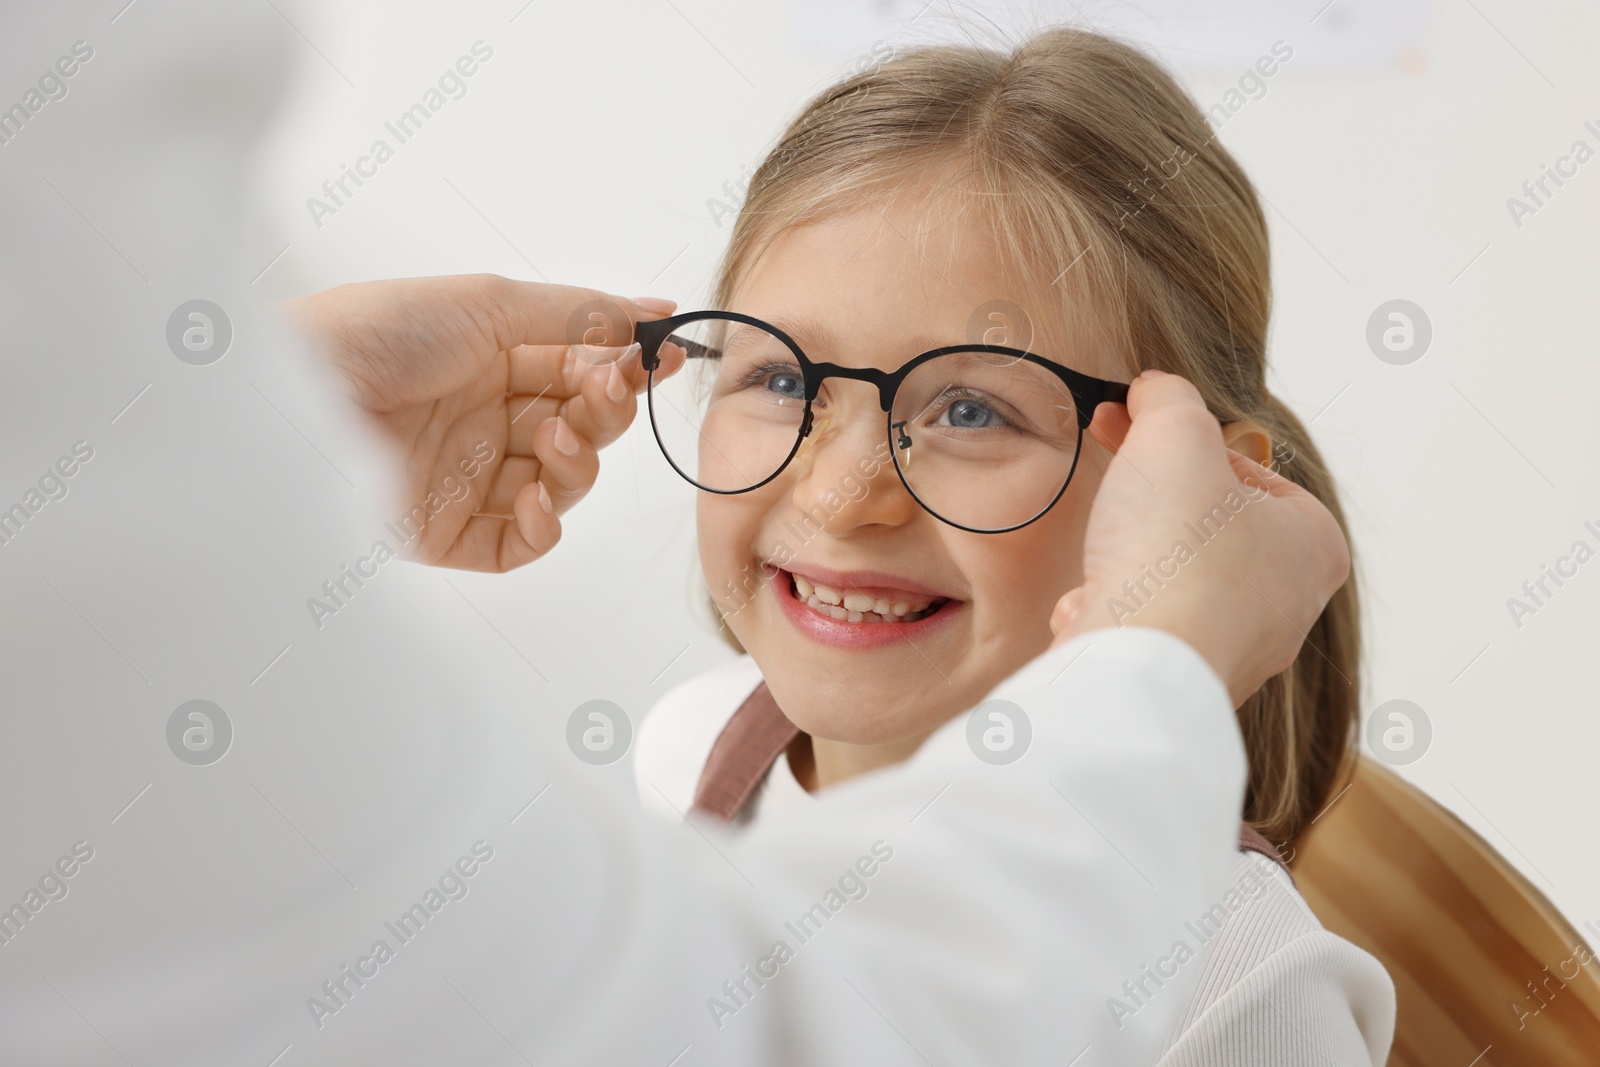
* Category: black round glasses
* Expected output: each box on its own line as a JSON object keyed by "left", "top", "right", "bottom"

{"left": 635, "top": 310, "right": 1130, "bottom": 534}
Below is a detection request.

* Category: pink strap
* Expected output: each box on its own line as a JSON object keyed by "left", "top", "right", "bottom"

{"left": 1238, "top": 822, "right": 1296, "bottom": 886}
{"left": 690, "top": 680, "right": 799, "bottom": 822}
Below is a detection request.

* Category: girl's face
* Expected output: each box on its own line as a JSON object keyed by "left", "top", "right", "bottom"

{"left": 697, "top": 193, "right": 1116, "bottom": 752}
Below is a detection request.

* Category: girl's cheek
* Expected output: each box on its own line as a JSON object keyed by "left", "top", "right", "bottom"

{"left": 696, "top": 503, "right": 729, "bottom": 584}
{"left": 697, "top": 497, "right": 761, "bottom": 601}
{"left": 995, "top": 507, "right": 1091, "bottom": 617}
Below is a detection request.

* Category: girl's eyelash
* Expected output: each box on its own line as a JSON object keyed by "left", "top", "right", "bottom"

{"left": 735, "top": 360, "right": 802, "bottom": 389}
{"left": 932, "top": 386, "right": 1018, "bottom": 430}
{"left": 725, "top": 366, "right": 1026, "bottom": 433}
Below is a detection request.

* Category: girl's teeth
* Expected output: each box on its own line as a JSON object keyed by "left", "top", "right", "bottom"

{"left": 788, "top": 572, "right": 945, "bottom": 624}
{"left": 795, "top": 576, "right": 934, "bottom": 615}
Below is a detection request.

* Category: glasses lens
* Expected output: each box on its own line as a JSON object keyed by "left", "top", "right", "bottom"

{"left": 889, "top": 351, "right": 1082, "bottom": 531}
{"left": 647, "top": 316, "right": 807, "bottom": 492}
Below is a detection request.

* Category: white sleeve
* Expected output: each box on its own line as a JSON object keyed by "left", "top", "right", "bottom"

{"left": 580, "top": 628, "right": 1248, "bottom": 1067}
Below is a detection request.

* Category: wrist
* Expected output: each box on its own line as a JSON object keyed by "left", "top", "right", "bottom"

{"left": 1055, "top": 582, "right": 1241, "bottom": 706}
{"left": 279, "top": 293, "right": 386, "bottom": 413}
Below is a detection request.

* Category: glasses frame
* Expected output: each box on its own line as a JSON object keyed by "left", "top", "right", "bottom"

{"left": 635, "top": 310, "right": 1132, "bottom": 534}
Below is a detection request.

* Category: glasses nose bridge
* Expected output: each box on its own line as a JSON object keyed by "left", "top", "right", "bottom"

{"left": 807, "top": 360, "right": 896, "bottom": 412}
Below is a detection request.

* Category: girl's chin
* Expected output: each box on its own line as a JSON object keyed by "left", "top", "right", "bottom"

{"left": 785, "top": 716, "right": 932, "bottom": 749}
{"left": 765, "top": 679, "right": 958, "bottom": 745}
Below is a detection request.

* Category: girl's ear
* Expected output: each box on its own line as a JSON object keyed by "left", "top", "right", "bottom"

{"left": 1221, "top": 419, "right": 1273, "bottom": 467}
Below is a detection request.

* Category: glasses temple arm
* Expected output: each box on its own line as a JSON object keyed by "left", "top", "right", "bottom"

{"left": 636, "top": 320, "right": 719, "bottom": 370}
{"left": 670, "top": 335, "right": 718, "bottom": 361}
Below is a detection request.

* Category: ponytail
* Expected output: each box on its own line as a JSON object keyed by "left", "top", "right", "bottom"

{"left": 1238, "top": 394, "right": 1360, "bottom": 844}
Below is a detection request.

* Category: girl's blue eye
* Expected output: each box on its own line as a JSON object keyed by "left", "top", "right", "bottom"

{"left": 762, "top": 367, "right": 805, "bottom": 400}
{"left": 937, "top": 395, "right": 1005, "bottom": 430}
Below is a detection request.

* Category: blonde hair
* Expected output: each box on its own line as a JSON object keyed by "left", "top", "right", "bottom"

{"left": 706, "top": 26, "right": 1359, "bottom": 845}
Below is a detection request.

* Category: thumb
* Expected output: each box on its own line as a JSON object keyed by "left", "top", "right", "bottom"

{"left": 1084, "top": 397, "right": 1132, "bottom": 455}
{"left": 482, "top": 278, "right": 675, "bottom": 350}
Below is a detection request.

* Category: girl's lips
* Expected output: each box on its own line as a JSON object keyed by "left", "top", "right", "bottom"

{"left": 783, "top": 561, "right": 951, "bottom": 602}
{"left": 770, "top": 567, "right": 962, "bottom": 650}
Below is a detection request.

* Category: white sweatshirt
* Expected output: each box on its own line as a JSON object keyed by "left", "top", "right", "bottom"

{"left": 636, "top": 652, "right": 1397, "bottom": 1065}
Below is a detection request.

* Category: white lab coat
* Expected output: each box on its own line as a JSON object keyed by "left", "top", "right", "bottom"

{"left": 0, "top": 2, "right": 1245, "bottom": 1063}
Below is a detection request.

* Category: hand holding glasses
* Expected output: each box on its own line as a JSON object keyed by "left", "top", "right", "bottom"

{"left": 635, "top": 311, "right": 1130, "bottom": 533}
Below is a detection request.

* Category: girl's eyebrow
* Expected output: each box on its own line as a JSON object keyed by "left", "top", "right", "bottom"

{"left": 758, "top": 312, "right": 839, "bottom": 353}
{"left": 755, "top": 313, "right": 946, "bottom": 360}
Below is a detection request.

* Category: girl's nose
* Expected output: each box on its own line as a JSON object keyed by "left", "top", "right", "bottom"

{"left": 786, "top": 400, "right": 920, "bottom": 534}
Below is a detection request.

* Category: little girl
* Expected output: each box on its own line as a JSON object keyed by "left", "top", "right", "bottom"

{"left": 633, "top": 27, "right": 1394, "bottom": 1063}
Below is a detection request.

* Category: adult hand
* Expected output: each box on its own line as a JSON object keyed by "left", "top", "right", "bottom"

{"left": 284, "top": 274, "right": 684, "bottom": 572}
{"left": 1050, "top": 370, "right": 1350, "bottom": 707}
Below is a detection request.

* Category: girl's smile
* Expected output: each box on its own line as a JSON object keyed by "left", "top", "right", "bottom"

{"left": 768, "top": 561, "right": 965, "bottom": 650}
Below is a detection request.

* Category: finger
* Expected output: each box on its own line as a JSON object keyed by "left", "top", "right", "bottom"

{"left": 1084, "top": 398, "right": 1131, "bottom": 454}
{"left": 508, "top": 323, "right": 688, "bottom": 411}
{"left": 616, "top": 338, "right": 686, "bottom": 409}
{"left": 508, "top": 329, "right": 687, "bottom": 401}
{"left": 508, "top": 342, "right": 627, "bottom": 398}
{"left": 473, "top": 275, "right": 675, "bottom": 351}
{"left": 505, "top": 387, "right": 557, "bottom": 459}
{"left": 484, "top": 455, "right": 542, "bottom": 514}
{"left": 645, "top": 339, "right": 688, "bottom": 388}
{"left": 431, "top": 513, "right": 557, "bottom": 572}
{"left": 613, "top": 335, "right": 685, "bottom": 396}
{"left": 1119, "top": 370, "right": 1228, "bottom": 468}
{"left": 535, "top": 337, "right": 689, "bottom": 456}
{"left": 619, "top": 339, "right": 654, "bottom": 394}
{"left": 506, "top": 396, "right": 560, "bottom": 459}
{"left": 561, "top": 353, "right": 639, "bottom": 455}
{"left": 1124, "top": 368, "right": 1214, "bottom": 427}
{"left": 506, "top": 337, "right": 688, "bottom": 462}
{"left": 533, "top": 413, "right": 601, "bottom": 514}
{"left": 505, "top": 355, "right": 643, "bottom": 463}
{"left": 504, "top": 346, "right": 636, "bottom": 459}
{"left": 511, "top": 483, "right": 563, "bottom": 565}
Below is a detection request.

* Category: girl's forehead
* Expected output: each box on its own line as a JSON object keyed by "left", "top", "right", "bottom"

{"left": 726, "top": 208, "right": 1108, "bottom": 373}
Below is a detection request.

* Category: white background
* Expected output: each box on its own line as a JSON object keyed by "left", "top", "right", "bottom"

{"left": 248, "top": 0, "right": 1599, "bottom": 930}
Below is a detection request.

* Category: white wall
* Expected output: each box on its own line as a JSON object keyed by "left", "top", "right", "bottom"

{"left": 249, "top": 0, "right": 1600, "bottom": 931}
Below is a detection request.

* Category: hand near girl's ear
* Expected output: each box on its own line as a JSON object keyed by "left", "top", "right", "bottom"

{"left": 1088, "top": 392, "right": 1275, "bottom": 468}
{"left": 1050, "top": 370, "right": 1350, "bottom": 707}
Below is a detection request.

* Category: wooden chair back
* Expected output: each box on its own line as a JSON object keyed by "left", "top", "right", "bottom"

{"left": 1290, "top": 756, "right": 1600, "bottom": 1066}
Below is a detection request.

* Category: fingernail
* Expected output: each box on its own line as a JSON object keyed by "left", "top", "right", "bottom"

{"left": 1139, "top": 368, "right": 1166, "bottom": 379}
{"left": 553, "top": 415, "right": 580, "bottom": 456}
{"left": 605, "top": 361, "right": 629, "bottom": 403}
{"left": 632, "top": 297, "right": 677, "bottom": 315}
{"left": 537, "top": 481, "right": 554, "bottom": 514}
